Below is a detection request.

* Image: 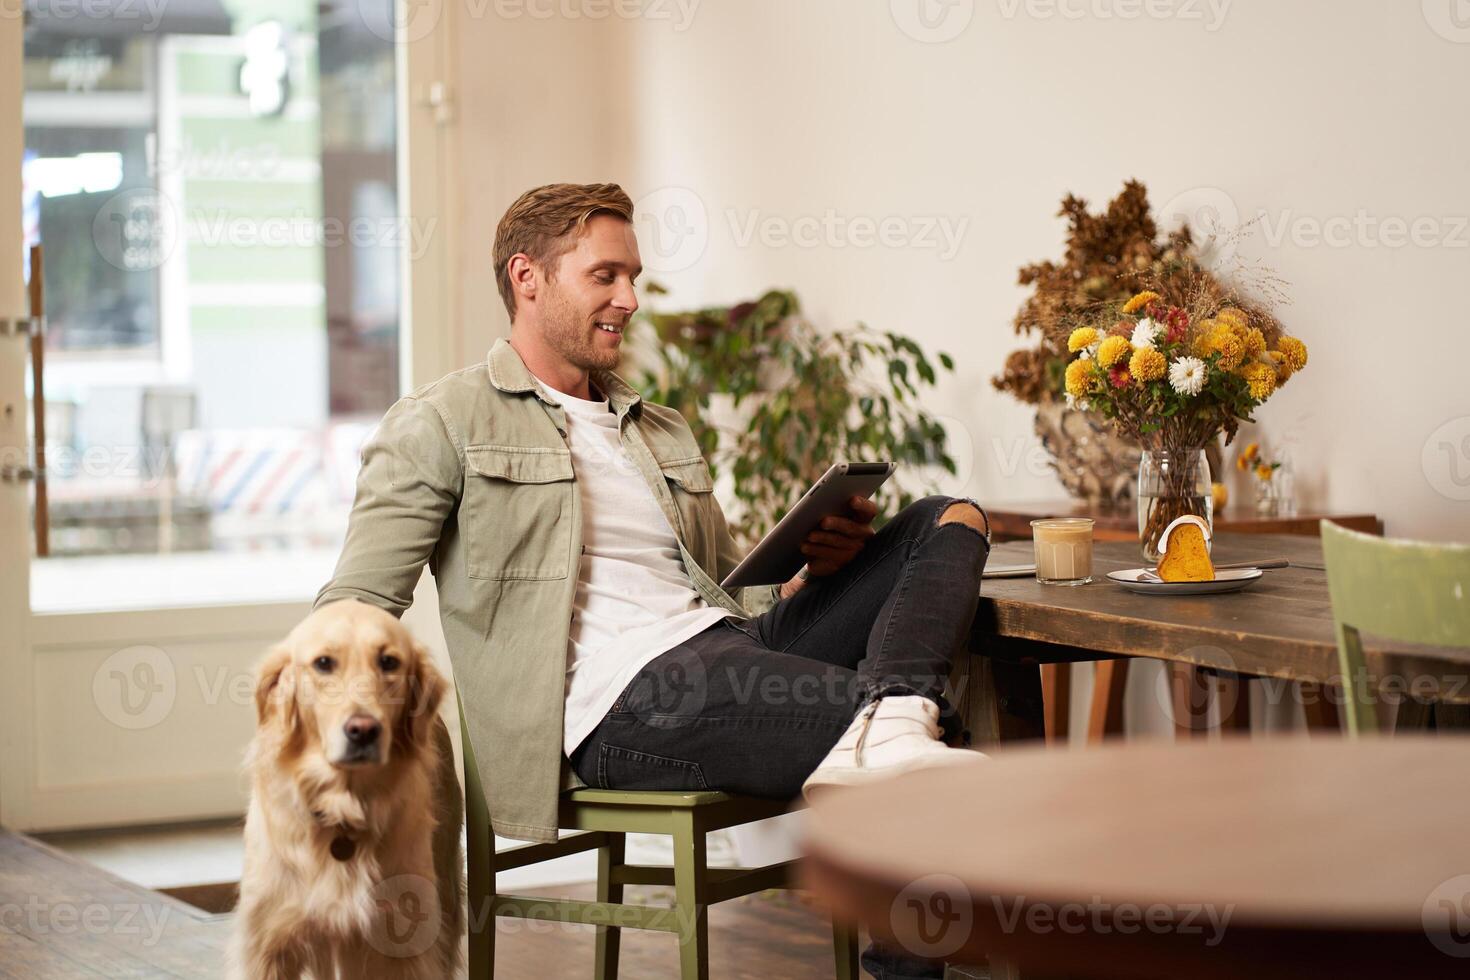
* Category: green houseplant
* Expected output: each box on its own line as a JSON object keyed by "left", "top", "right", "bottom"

{"left": 629, "top": 286, "right": 957, "bottom": 549}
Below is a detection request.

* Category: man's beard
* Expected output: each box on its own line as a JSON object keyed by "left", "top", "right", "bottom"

{"left": 541, "top": 285, "right": 620, "bottom": 372}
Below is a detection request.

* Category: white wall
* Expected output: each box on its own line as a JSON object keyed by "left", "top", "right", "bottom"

{"left": 450, "top": 8, "right": 639, "bottom": 366}
{"left": 452, "top": 0, "right": 1470, "bottom": 540}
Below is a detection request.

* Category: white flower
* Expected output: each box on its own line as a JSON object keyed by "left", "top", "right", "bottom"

{"left": 1065, "top": 392, "right": 1090, "bottom": 411}
{"left": 1131, "top": 318, "right": 1160, "bottom": 350}
{"left": 1168, "top": 356, "right": 1207, "bottom": 396}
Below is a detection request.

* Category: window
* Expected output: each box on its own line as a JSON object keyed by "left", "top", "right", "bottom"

{"left": 23, "top": 1, "right": 403, "bottom": 559}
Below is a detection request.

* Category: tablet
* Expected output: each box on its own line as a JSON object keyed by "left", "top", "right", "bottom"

{"left": 720, "top": 462, "right": 897, "bottom": 589}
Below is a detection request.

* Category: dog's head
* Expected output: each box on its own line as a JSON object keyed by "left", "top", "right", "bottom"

{"left": 255, "top": 600, "right": 447, "bottom": 768}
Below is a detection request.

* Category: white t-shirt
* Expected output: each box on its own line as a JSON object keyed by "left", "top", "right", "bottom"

{"left": 540, "top": 381, "right": 734, "bottom": 753}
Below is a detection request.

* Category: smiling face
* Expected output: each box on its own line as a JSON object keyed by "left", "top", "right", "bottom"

{"left": 255, "top": 600, "right": 445, "bottom": 770}
{"left": 511, "top": 213, "right": 642, "bottom": 380}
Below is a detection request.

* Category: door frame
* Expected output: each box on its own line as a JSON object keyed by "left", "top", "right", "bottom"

{"left": 1, "top": 8, "right": 34, "bottom": 829}
{"left": 400, "top": 0, "right": 462, "bottom": 391}
{"left": 0, "top": 4, "right": 461, "bottom": 832}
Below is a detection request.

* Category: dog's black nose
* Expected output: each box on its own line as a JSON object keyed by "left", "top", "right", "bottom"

{"left": 344, "top": 715, "right": 381, "bottom": 746}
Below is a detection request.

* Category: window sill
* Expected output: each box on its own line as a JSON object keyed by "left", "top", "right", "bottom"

{"left": 30, "top": 548, "right": 340, "bottom": 615}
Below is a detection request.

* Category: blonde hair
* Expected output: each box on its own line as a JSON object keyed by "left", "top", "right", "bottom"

{"left": 493, "top": 182, "right": 635, "bottom": 317}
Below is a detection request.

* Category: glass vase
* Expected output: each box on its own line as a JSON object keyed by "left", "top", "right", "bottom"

{"left": 1136, "top": 449, "right": 1213, "bottom": 562}
{"left": 1254, "top": 458, "right": 1294, "bottom": 517}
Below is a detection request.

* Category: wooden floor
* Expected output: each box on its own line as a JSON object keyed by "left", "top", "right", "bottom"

{"left": 0, "top": 829, "right": 231, "bottom": 979}
{"left": 3, "top": 829, "right": 970, "bottom": 978}
{"left": 493, "top": 882, "right": 854, "bottom": 979}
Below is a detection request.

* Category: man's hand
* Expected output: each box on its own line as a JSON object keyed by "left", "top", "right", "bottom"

{"left": 780, "top": 496, "right": 879, "bottom": 598}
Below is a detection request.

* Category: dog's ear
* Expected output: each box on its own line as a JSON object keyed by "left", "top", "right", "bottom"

{"left": 254, "top": 642, "right": 299, "bottom": 731}
{"left": 398, "top": 641, "right": 447, "bottom": 752}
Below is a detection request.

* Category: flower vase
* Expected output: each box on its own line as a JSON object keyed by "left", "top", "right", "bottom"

{"left": 1136, "top": 448, "right": 1213, "bottom": 561}
{"left": 1254, "top": 458, "right": 1294, "bottom": 517}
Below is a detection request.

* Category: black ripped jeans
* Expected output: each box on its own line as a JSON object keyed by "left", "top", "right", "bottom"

{"left": 569, "top": 495, "right": 990, "bottom": 979}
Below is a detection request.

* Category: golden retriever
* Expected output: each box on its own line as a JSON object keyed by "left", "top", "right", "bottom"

{"left": 230, "top": 599, "right": 464, "bottom": 979}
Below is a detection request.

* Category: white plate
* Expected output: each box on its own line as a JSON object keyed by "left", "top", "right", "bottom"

{"left": 1106, "top": 567, "right": 1265, "bottom": 595}
{"left": 982, "top": 563, "right": 1038, "bottom": 579}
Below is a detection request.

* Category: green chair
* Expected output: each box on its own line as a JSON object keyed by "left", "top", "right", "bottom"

{"left": 461, "top": 712, "right": 861, "bottom": 979}
{"left": 1320, "top": 520, "right": 1470, "bottom": 736}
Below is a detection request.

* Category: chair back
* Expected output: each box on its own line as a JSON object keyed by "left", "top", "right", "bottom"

{"left": 1320, "top": 520, "right": 1470, "bottom": 735}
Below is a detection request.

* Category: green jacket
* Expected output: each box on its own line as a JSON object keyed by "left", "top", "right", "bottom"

{"left": 315, "top": 338, "right": 776, "bottom": 842}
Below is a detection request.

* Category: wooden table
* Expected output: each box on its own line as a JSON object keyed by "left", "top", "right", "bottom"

{"left": 959, "top": 533, "right": 1470, "bottom": 748}
{"left": 804, "top": 737, "right": 1470, "bottom": 979}
{"left": 986, "top": 500, "right": 1384, "bottom": 543}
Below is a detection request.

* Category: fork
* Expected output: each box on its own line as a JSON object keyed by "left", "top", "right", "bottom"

{"left": 1139, "top": 557, "right": 1290, "bottom": 582}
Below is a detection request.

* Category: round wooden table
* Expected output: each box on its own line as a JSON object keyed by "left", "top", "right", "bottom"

{"left": 802, "top": 737, "right": 1470, "bottom": 979}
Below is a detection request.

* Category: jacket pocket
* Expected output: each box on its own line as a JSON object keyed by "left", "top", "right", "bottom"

{"left": 658, "top": 455, "right": 715, "bottom": 494}
{"left": 657, "top": 454, "right": 719, "bottom": 577}
{"left": 463, "top": 445, "right": 575, "bottom": 581}
{"left": 598, "top": 743, "right": 710, "bottom": 792}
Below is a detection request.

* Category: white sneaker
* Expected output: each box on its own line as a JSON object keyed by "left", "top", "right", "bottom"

{"left": 802, "top": 695, "right": 985, "bottom": 799}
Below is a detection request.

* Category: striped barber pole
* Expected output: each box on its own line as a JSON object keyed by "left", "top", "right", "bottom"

{"left": 174, "top": 429, "right": 327, "bottom": 516}
{"left": 172, "top": 419, "right": 381, "bottom": 518}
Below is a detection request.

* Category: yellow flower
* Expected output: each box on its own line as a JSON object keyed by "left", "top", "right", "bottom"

{"left": 1122, "top": 291, "right": 1160, "bottom": 315}
{"left": 1097, "top": 335, "right": 1132, "bottom": 369}
{"left": 1237, "top": 442, "right": 1258, "bottom": 471}
{"left": 1065, "top": 358, "right": 1098, "bottom": 398}
{"left": 1192, "top": 319, "right": 1219, "bottom": 357}
{"left": 1278, "top": 336, "right": 1308, "bottom": 371}
{"left": 1068, "top": 327, "right": 1100, "bottom": 353}
{"left": 1256, "top": 463, "right": 1274, "bottom": 482}
{"left": 1216, "top": 308, "right": 1249, "bottom": 331}
{"left": 1129, "top": 347, "right": 1167, "bottom": 383}
{"left": 1242, "top": 361, "right": 1276, "bottom": 400}
{"left": 1243, "top": 327, "right": 1267, "bottom": 357}
{"left": 1213, "top": 330, "right": 1245, "bottom": 371}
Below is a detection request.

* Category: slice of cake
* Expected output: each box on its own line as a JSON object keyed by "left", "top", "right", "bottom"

{"left": 1156, "top": 515, "right": 1215, "bottom": 582}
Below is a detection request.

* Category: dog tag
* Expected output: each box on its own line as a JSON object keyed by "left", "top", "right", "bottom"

{"left": 330, "top": 835, "right": 357, "bottom": 862}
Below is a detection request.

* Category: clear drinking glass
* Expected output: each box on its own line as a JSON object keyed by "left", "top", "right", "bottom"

{"left": 1030, "top": 518, "right": 1095, "bottom": 586}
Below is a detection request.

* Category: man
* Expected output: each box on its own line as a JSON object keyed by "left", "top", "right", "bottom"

{"left": 316, "top": 183, "right": 990, "bottom": 978}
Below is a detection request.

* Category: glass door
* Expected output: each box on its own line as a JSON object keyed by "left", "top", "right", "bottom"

{"left": 23, "top": 0, "right": 403, "bottom": 576}
{"left": 6, "top": 0, "right": 430, "bottom": 831}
